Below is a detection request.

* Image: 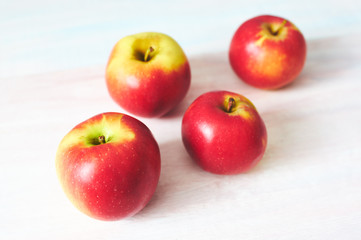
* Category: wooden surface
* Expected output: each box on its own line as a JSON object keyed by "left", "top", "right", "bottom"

{"left": 1, "top": 1, "right": 361, "bottom": 239}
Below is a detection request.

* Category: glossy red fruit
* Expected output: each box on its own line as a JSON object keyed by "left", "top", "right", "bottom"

{"left": 182, "top": 91, "right": 267, "bottom": 174}
{"left": 229, "top": 15, "right": 306, "bottom": 89}
{"left": 56, "top": 112, "right": 161, "bottom": 220}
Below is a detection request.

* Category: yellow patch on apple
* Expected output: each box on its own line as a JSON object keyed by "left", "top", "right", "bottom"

{"left": 57, "top": 114, "right": 135, "bottom": 153}
{"left": 248, "top": 48, "right": 287, "bottom": 79}
{"left": 107, "top": 32, "right": 188, "bottom": 77}
{"left": 223, "top": 95, "right": 256, "bottom": 120}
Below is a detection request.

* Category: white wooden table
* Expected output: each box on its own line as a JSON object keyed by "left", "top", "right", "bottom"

{"left": 1, "top": 1, "right": 361, "bottom": 239}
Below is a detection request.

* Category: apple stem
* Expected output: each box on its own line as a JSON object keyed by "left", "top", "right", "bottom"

{"left": 227, "top": 98, "right": 235, "bottom": 113}
{"left": 272, "top": 19, "right": 287, "bottom": 36}
{"left": 98, "top": 135, "right": 106, "bottom": 144}
{"left": 144, "top": 46, "right": 154, "bottom": 62}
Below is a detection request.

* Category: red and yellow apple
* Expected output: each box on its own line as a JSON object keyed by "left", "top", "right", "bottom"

{"left": 182, "top": 91, "right": 267, "bottom": 174}
{"left": 229, "top": 15, "right": 306, "bottom": 89}
{"left": 55, "top": 112, "right": 161, "bottom": 221}
{"left": 106, "top": 32, "right": 191, "bottom": 118}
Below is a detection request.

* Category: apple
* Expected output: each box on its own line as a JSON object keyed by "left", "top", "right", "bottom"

{"left": 105, "top": 32, "right": 191, "bottom": 118}
{"left": 229, "top": 15, "right": 306, "bottom": 89}
{"left": 181, "top": 91, "right": 267, "bottom": 174}
{"left": 55, "top": 112, "right": 161, "bottom": 221}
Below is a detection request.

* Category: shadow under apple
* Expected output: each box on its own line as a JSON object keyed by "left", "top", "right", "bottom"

{"left": 133, "top": 138, "right": 258, "bottom": 220}
{"left": 133, "top": 138, "right": 203, "bottom": 219}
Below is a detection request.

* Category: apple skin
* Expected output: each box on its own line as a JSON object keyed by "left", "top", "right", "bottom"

{"left": 106, "top": 32, "right": 191, "bottom": 118}
{"left": 182, "top": 91, "right": 267, "bottom": 174}
{"left": 229, "top": 15, "right": 306, "bottom": 89}
{"left": 55, "top": 112, "right": 161, "bottom": 221}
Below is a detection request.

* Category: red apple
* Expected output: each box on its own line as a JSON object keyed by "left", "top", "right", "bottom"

{"left": 182, "top": 91, "right": 267, "bottom": 174}
{"left": 229, "top": 15, "right": 306, "bottom": 89}
{"left": 106, "top": 32, "right": 191, "bottom": 118}
{"left": 55, "top": 112, "right": 161, "bottom": 220}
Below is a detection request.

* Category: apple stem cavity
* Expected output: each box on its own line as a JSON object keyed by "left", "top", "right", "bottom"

{"left": 144, "top": 46, "right": 154, "bottom": 62}
{"left": 227, "top": 98, "right": 235, "bottom": 113}
{"left": 272, "top": 19, "right": 287, "bottom": 36}
{"left": 98, "top": 135, "right": 106, "bottom": 144}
